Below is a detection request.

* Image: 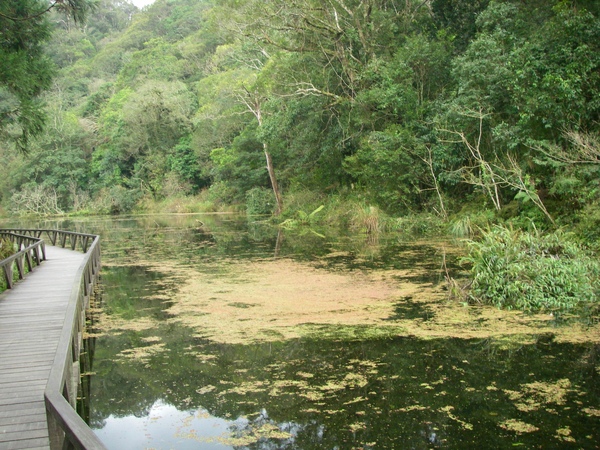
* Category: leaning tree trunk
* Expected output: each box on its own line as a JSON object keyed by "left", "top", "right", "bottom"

{"left": 263, "top": 143, "right": 283, "bottom": 215}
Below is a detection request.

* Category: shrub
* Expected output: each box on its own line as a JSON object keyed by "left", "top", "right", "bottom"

{"left": 447, "top": 210, "right": 496, "bottom": 238}
{"left": 279, "top": 190, "right": 325, "bottom": 221}
{"left": 574, "top": 203, "right": 600, "bottom": 245}
{"left": 246, "top": 187, "right": 275, "bottom": 216}
{"left": 109, "top": 186, "right": 141, "bottom": 214}
{"left": 448, "top": 216, "right": 473, "bottom": 238}
{"left": 279, "top": 204, "right": 325, "bottom": 231}
{"left": 92, "top": 186, "right": 141, "bottom": 214}
{"left": 463, "top": 225, "right": 600, "bottom": 311}
{"left": 206, "top": 181, "right": 240, "bottom": 207}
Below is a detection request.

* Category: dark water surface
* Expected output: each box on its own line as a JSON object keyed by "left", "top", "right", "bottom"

{"left": 2, "top": 215, "right": 598, "bottom": 449}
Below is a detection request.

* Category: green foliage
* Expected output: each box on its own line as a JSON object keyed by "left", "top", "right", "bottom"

{"left": 260, "top": 94, "right": 351, "bottom": 191}
{"left": 391, "top": 213, "right": 445, "bottom": 236}
{"left": 348, "top": 205, "right": 384, "bottom": 234}
{"left": 205, "top": 181, "right": 239, "bottom": 208}
{"left": 209, "top": 129, "right": 270, "bottom": 196}
{"left": 448, "top": 216, "right": 474, "bottom": 239}
{"left": 168, "top": 137, "right": 206, "bottom": 192}
{"left": 1, "top": 0, "right": 600, "bottom": 226}
{"left": 574, "top": 204, "right": 600, "bottom": 245}
{"left": 464, "top": 225, "right": 600, "bottom": 311}
{"left": 0, "top": 0, "right": 54, "bottom": 148}
{"left": 431, "top": 0, "right": 491, "bottom": 52}
{"left": 344, "top": 126, "right": 426, "bottom": 214}
{"left": 448, "top": 210, "right": 496, "bottom": 238}
{"left": 0, "top": 238, "right": 15, "bottom": 261}
{"left": 0, "top": 0, "right": 95, "bottom": 149}
{"left": 296, "top": 205, "right": 324, "bottom": 224}
{"left": 279, "top": 205, "right": 325, "bottom": 232}
{"left": 117, "top": 38, "right": 184, "bottom": 85}
{"left": 93, "top": 185, "right": 142, "bottom": 214}
{"left": 245, "top": 187, "right": 275, "bottom": 216}
{"left": 10, "top": 145, "right": 89, "bottom": 210}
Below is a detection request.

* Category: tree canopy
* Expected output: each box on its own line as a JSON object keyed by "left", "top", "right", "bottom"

{"left": 0, "top": 0, "right": 96, "bottom": 148}
{"left": 0, "top": 0, "right": 599, "bottom": 230}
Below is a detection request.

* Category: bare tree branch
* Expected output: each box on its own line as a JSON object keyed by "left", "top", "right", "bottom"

{"left": 537, "top": 129, "right": 600, "bottom": 165}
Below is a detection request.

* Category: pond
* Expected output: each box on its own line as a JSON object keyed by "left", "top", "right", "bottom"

{"left": 2, "top": 214, "right": 599, "bottom": 449}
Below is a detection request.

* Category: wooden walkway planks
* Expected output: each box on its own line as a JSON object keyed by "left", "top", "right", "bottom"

{"left": 0, "top": 246, "right": 85, "bottom": 450}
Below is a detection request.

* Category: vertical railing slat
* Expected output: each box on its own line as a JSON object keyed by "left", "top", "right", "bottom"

{"left": 3, "top": 263, "right": 13, "bottom": 289}
{"left": 15, "top": 255, "right": 24, "bottom": 280}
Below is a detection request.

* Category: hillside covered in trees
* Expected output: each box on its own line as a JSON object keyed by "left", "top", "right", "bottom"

{"left": 1, "top": 0, "right": 599, "bottom": 233}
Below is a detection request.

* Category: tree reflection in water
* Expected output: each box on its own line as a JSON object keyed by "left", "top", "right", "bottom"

{"left": 45, "top": 214, "right": 597, "bottom": 450}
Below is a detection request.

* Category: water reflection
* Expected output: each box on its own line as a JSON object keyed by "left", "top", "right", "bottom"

{"left": 95, "top": 401, "right": 233, "bottom": 449}
{"left": 90, "top": 328, "right": 600, "bottom": 449}
{"left": 1, "top": 214, "right": 598, "bottom": 448}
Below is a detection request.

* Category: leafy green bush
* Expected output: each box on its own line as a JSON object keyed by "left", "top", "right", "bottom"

{"left": 463, "top": 225, "right": 600, "bottom": 311}
{"left": 278, "top": 190, "right": 326, "bottom": 221}
{"left": 109, "top": 186, "right": 141, "bottom": 214}
{"left": 574, "top": 203, "right": 600, "bottom": 245}
{"left": 92, "top": 186, "right": 141, "bottom": 214}
{"left": 279, "top": 205, "right": 325, "bottom": 230}
{"left": 206, "top": 181, "right": 240, "bottom": 207}
{"left": 246, "top": 187, "right": 275, "bottom": 216}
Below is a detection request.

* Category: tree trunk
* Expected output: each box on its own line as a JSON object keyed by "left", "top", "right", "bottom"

{"left": 264, "top": 143, "right": 283, "bottom": 215}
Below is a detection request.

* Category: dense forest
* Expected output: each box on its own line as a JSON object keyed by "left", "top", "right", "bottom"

{"left": 0, "top": 0, "right": 597, "bottom": 219}
{"left": 1, "top": 0, "right": 600, "bottom": 310}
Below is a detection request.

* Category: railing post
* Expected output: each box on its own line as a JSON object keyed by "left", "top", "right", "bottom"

{"left": 3, "top": 263, "right": 13, "bottom": 289}
{"left": 15, "top": 254, "right": 24, "bottom": 280}
{"left": 24, "top": 250, "right": 33, "bottom": 272}
{"left": 40, "top": 241, "right": 46, "bottom": 261}
{"left": 47, "top": 409, "right": 67, "bottom": 450}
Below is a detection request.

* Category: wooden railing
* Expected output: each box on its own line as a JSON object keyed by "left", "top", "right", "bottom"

{"left": 0, "top": 228, "right": 97, "bottom": 253}
{"left": 0, "top": 231, "right": 46, "bottom": 289}
{"left": 0, "top": 229, "right": 106, "bottom": 450}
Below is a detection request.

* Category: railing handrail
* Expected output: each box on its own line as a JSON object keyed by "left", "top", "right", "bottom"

{"left": 45, "top": 232, "right": 106, "bottom": 449}
{"left": 0, "top": 229, "right": 97, "bottom": 252}
{"left": 0, "top": 228, "right": 96, "bottom": 238}
{"left": 0, "top": 228, "right": 106, "bottom": 450}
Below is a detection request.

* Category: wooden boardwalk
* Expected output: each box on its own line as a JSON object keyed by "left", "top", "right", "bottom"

{"left": 0, "top": 246, "right": 85, "bottom": 450}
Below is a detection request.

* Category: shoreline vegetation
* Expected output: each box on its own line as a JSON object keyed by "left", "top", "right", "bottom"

{"left": 3, "top": 191, "right": 600, "bottom": 333}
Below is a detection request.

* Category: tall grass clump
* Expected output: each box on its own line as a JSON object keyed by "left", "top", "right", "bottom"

{"left": 0, "top": 237, "right": 15, "bottom": 260}
{"left": 463, "top": 225, "right": 600, "bottom": 312}
{"left": 279, "top": 192, "right": 381, "bottom": 231}
{"left": 448, "top": 210, "right": 496, "bottom": 238}
{"left": 349, "top": 205, "right": 383, "bottom": 234}
{"left": 448, "top": 216, "right": 473, "bottom": 238}
{"left": 390, "top": 213, "right": 444, "bottom": 236}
